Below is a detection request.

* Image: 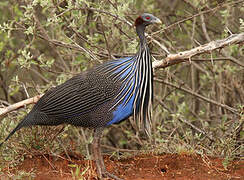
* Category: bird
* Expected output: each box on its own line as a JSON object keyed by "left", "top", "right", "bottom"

{"left": 0, "top": 13, "right": 161, "bottom": 179}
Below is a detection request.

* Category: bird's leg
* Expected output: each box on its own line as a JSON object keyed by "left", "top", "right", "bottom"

{"left": 92, "top": 127, "right": 105, "bottom": 177}
{"left": 92, "top": 127, "right": 123, "bottom": 180}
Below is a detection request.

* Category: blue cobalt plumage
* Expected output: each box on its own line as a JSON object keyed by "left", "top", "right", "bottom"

{"left": 106, "top": 57, "right": 137, "bottom": 125}
{"left": 0, "top": 13, "right": 162, "bottom": 179}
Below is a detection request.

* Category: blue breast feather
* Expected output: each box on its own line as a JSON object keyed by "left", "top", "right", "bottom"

{"left": 106, "top": 56, "right": 137, "bottom": 125}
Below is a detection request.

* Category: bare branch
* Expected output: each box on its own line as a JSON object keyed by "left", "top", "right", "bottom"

{"left": 0, "top": 95, "right": 42, "bottom": 117}
{"left": 152, "top": 33, "right": 244, "bottom": 69}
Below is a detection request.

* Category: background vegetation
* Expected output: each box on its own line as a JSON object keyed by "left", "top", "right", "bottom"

{"left": 0, "top": 0, "right": 243, "bottom": 176}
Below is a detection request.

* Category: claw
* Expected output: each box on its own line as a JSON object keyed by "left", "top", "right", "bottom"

{"left": 103, "top": 171, "right": 123, "bottom": 180}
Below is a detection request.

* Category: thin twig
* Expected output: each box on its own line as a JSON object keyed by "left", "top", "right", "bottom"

{"left": 152, "top": 0, "right": 244, "bottom": 35}
{"left": 154, "top": 78, "right": 239, "bottom": 114}
{"left": 155, "top": 96, "right": 214, "bottom": 142}
{"left": 33, "top": 13, "right": 69, "bottom": 71}
{"left": 200, "top": 13, "right": 211, "bottom": 42}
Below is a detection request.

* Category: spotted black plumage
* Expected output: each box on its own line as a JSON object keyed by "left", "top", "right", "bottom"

{"left": 0, "top": 13, "right": 161, "bottom": 180}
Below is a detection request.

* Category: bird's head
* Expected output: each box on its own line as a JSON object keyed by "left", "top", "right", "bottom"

{"left": 135, "top": 13, "right": 162, "bottom": 27}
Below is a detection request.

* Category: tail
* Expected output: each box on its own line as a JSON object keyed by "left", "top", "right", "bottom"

{"left": 0, "top": 114, "right": 33, "bottom": 147}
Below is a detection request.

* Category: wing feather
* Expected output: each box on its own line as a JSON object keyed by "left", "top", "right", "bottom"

{"left": 35, "top": 72, "right": 115, "bottom": 118}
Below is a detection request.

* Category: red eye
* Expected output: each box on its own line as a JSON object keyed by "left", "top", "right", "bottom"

{"left": 146, "top": 16, "right": 150, "bottom": 20}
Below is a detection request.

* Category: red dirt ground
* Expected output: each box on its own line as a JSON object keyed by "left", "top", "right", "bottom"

{"left": 2, "top": 153, "right": 243, "bottom": 180}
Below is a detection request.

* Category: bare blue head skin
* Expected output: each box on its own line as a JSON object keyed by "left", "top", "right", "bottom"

{"left": 135, "top": 13, "right": 162, "bottom": 27}
{"left": 135, "top": 13, "right": 162, "bottom": 44}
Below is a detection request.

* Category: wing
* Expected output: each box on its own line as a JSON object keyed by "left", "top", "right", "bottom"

{"left": 34, "top": 71, "right": 118, "bottom": 119}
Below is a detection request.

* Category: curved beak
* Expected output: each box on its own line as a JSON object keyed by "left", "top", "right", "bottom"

{"left": 153, "top": 17, "right": 162, "bottom": 24}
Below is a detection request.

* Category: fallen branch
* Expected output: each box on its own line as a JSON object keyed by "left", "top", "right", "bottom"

{"left": 0, "top": 33, "right": 243, "bottom": 117}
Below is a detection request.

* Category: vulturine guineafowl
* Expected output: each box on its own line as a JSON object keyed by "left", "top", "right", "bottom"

{"left": 0, "top": 13, "right": 161, "bottom": 179}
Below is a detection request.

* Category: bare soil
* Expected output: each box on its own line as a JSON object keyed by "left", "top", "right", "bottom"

{"left": 1, "top": 153, "right": 243, "bottom": 180}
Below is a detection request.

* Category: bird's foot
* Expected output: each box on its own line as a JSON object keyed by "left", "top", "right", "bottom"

{"left": 96, "top": 169, "right": 123, "bottom": 180}
{"left": 102, "top": 171, "right": 123, "bottom": 180}
{"left": 95, "top": 164, "right": 123, "bottom": 180}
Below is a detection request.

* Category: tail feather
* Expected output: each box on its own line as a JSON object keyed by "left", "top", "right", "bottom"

{"left": 0, "top": 114, "right": 33, "bottom": 147}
